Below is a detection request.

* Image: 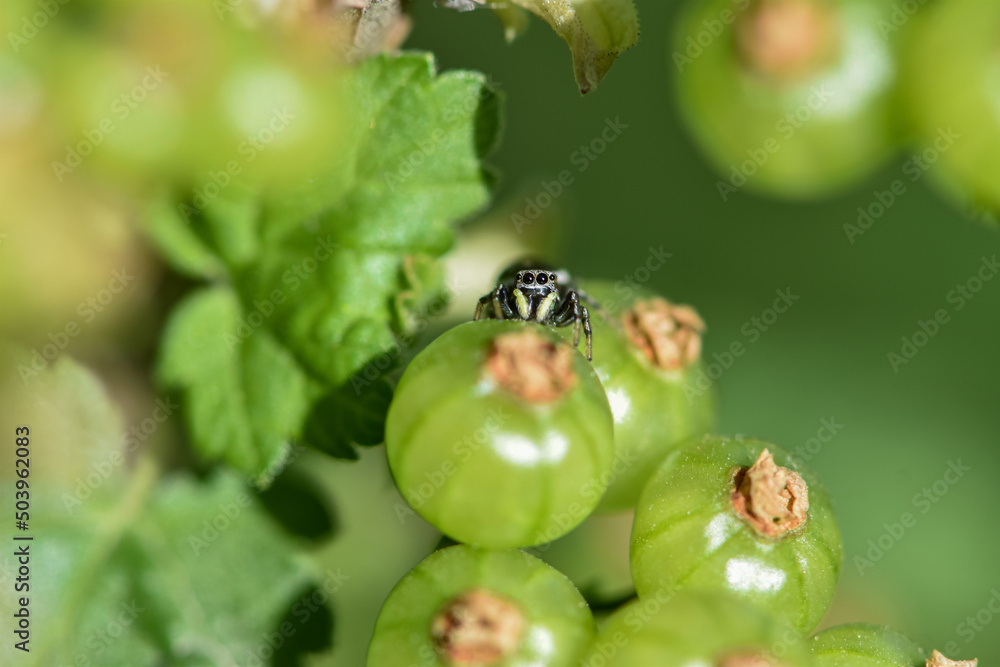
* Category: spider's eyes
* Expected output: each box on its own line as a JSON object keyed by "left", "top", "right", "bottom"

{"left": 537, "top": 273, "right": 548, "bottom": 285}
{"left": 523, "top": 273, "right": 534, "bottom": 284}
{"left": 517, "top": 273, "right": 523, "bottom": 281}
{"left": 549, "top": 273, "right": 557, "bottom": 282}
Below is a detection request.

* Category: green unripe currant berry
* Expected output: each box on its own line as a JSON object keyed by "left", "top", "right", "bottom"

{"left": 367, "top": 545, "right": 596, "bottom": 667}
{"left": 809, "top": 624, "right": 925, "bottom": 667}
{"left": 900, "top": 1, "right": 1000, "bottom": 216}
{"left": 386, "top": 321, "right": 615, "bottom": 548}
{"left": 580, "top": 590, "right": 814, "bottom": 667}
{"left": 571, "top": 281, "right": 715, "bottom": 512}
{"left": 673, "top": 0, "right": 899, "bottom": 200}
{"left": 810, "top": 625, "right": 977, "bottom": 667}
{"left": 631, "top": 436, "right": 842, "bottom": 635}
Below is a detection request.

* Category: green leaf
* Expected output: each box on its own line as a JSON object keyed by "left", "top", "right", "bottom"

{"left": 147, "top": 52, "right": 502, "bottom": 478}
{"left": 508, "top": 0, "right": 639, "bottom": 93}
{"left": 145, "top": 191, "right": 228, "bottom": 281}
{"left": 0, "top": 345, "right": 127, "bottom": 490}
{"left": 303, "top": 380, "right": 393, "bottom": 459}
{"left": 133, "top": 473, "right": 318, "bottom": 662}
{"left": 0, "top": 354, "right": 318, "bottom": 667}
{"left": 157, "top": 287, "right": 316, "bottom": 486}
{"left": 0, "top": 467, "right": 318, "bottom": 667}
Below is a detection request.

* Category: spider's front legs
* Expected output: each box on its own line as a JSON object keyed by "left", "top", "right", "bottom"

{"left": 553, "top": 291, "right": 593, "bottom": 361}
{"left": 580, "top": 305, "right": 592, "bottom": 361}
{"left": 474, "top": 284, "right": 515, "bottom": 321}
{"left": 474, "top": 294, "right": 491, "bottom": 321}
{"left": 576, "top": 287, "right": 607, "bottom": 322}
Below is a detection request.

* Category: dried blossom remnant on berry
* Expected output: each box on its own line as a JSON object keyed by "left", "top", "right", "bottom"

{"left": 731, "top": 449, "right": 809, "bottom": 537}
{"left": 622, "top": 297, "right": 705, "bottom": 371}
{"left": 487, "top": 330, "right": 578, "bottom": 403}
{"left": 718, "top": 653, "right": 775, "bottom": 667}
{"left": 737, "top": 0, "right": 839, "bottom": 81}
{"left": 926, "top": 650, "right": 977, "bottom": 667}
{"left": 431, "top": 589, "right": 525, "bottom": 664}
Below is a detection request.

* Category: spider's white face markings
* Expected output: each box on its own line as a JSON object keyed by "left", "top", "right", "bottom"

{"left": 513, "top": 288, "right": 531, "bottom": 319}
{"left": 535, "top": 292, "right": 558, "bottom": 322}
{"left": 516, "top": 270, "right": 558, "bottom": 290}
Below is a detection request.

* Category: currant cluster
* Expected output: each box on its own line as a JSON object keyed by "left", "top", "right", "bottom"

{"left": 368, "top": 278, "right": 976, "bottom": 666}
{"left": 672, "top": 0, "right": 1000, "bottom": 218}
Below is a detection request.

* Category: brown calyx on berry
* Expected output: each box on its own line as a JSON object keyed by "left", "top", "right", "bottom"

{"left": 718, "top": 653, "right": 776, "bottom": 667}
{"left": 927, "top": 650, "right": 977, "bottom": 667}
{"left": 737, "top": 0, "right": 840, "bottom": 82}
{"left": 622, "top": 298, "right": 705, "bottom": 371}
{"left": 487, "top": 330, "right": 577, "bottom": 403}
{"left": 431, "top": 589, "right": 525, "bottom": 664}
{"left": 731, "top": 449, "right": 809, "bottom": 537}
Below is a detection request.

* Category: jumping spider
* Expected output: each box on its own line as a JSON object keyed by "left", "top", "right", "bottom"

{"left": 474, "top": 260, "right": 595, "bottom": 361}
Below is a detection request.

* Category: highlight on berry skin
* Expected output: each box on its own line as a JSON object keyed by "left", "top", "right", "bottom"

{"left": 571, "top": 279, "right": 716, "bottom": 512}
{"left": 384, "top": 321, "right": 614, "bottom": 549}
{"left": 367, "top": 545, "right": 596, "bottom": 667}
{"left": 631, "top": 435, "right": 842, "bottom": 636}
{"left": 810, "top": 624, "right": 977, "bottom": 667}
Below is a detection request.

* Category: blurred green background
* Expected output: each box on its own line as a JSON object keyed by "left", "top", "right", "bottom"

{"left": 409, "top": 0, "right": 1000, "bottom": 661}
{"left": 0, "top": 0, "right": 998, "bottom": 664}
